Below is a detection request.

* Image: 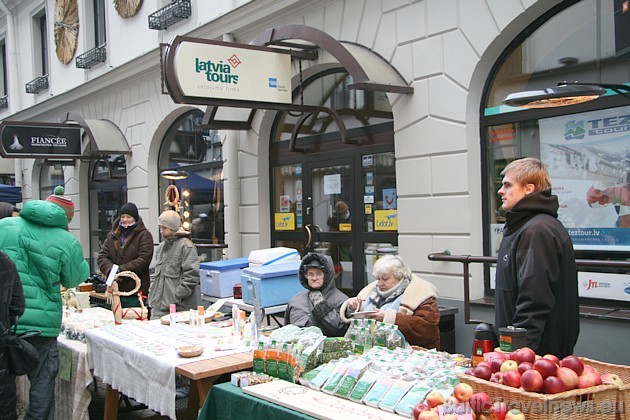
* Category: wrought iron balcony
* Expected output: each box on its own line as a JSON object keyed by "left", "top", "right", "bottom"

{"left": 148, "top": 0, "right": 191, "bottom": 30}
{"left": 25, "top": 75, "right": 49, "bottom": 94}
{"left": 76, "top": 45, "right": 107, "bottom": 69}
{"left": 0, "top": 96, "right": 7, "bottom": 109}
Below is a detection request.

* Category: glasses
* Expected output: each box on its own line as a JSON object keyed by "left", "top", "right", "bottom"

{"left": 306, "top": 272, "right": 324, "bottom": 279}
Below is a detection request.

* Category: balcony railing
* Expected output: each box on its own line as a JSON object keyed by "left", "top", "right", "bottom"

{"left": 0, "top": 96, "right": 7, "bottom": 109}
{"left": 148, "top": 0, "right": 191, "bottom": 30}
{"left": 25, "top": 75, "right": 49, "bottom": 94}
{"left": 76, "top": 45, "right": 107, "bottom": 69}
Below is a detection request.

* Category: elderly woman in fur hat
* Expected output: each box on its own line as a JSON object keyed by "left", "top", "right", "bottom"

{"left": 285, "top": 253, "right": 349, "bottom": 337}
{"left": 340, "top": 254, "right": 441, "bottom": 349}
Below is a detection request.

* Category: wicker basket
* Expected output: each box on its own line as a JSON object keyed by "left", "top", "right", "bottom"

{"left": 582, "top": 357, "right": 630, "bottom": 420}
{"left": 457, "top": 372, "right": 618, "bottom": 420}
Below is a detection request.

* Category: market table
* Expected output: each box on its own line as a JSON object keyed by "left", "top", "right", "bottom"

{"left": 85, "top": 320, "right": 253, "bottom": 420}
{"left": 198, "top": 381, "right": 316, "bottom": 420}
{"left": 201, "top": 294, "right": 287, "bottom": 325}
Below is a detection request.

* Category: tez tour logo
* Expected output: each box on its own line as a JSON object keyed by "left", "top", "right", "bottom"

{"left": 564, "top": 120, "right": 586, "bottom": 140}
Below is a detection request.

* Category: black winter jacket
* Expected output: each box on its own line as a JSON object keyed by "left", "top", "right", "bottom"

{"left": 494, "top": 190, "right": 579, "bottom": 358}
{"left": 0, "top": 251, "right": 25, "bottom": 418}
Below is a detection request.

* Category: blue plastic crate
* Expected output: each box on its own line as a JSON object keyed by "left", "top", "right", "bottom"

{"left": 200, "top": 257, "right": 249, "bottom": 297}
{"left": 240, "top": 261, "right": 303, "bottom": 307}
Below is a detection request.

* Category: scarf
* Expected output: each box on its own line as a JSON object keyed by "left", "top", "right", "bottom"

{"left": 118, "top": 221, "right": 136, "bottom": 248}
{"left": 363, "top": 277, "right": 410, "bottom": 312}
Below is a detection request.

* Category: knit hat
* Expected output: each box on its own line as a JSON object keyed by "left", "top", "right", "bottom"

{"left": 46, "top": 186, "right": 75, "bottom": 222}
{"left": 158, "top": 210, "right": 181, "bottom": 231}
{"left": 120, "top": 202, "right": 139, "bottom": 221}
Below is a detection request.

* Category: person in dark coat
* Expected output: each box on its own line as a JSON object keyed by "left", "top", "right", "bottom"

{"left": 494, "top": 157, "right": 579, "bottom": 358}
{"left": 285, "top": 253, "right": 349, "bottom": 337}
{"left": 97, "top": 202, "right": 154, "bottom": 307}
{"left": 0, "top": 251, "right": 25, "bottom": 420}
{"left": 0, "top": 201, "right": 19, "bottom": 218}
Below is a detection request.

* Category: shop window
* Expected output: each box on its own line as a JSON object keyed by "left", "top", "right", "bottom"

{"left": 481, "top": 0, "right": 630, "bottom": 307}
{"left": 158, "top": 110, "right": 225, "bottom": 260}
{"left": 39, "top": 163, "right": 65, "bottom": 198}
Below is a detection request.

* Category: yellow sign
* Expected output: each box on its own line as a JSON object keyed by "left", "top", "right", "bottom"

{"left": 274, "top": 213, "right": 295, "bottom": 230}
{"left": 374, "top": 210, "right": 398, "bottom": 231}
{"left": 339, "top": 223, "right": 352, "bottom": 232}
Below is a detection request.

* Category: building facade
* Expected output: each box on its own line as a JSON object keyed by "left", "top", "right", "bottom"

{"left": 1, "top": 0, "right": 628, "bottom": 362}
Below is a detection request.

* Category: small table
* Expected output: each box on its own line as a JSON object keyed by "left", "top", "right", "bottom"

{"left": 201, "top": 295, "right": 287, "bottom": 325}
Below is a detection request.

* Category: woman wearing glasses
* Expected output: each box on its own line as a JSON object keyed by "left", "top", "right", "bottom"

{"left": 340, "top": 254, "right": 441, "bottom": 349}
{"left": 284, "top": 253, "right": 349, "bottom": 337}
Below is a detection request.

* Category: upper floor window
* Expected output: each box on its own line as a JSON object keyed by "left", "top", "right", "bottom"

{"left": 33, "top": 10, "right": 48, "bottom": 76}
{"left": 1, "top": 41, "right": 7, "bottom": 96}
{"left": 93, "top": 0, "right": 107, "bottom": 47}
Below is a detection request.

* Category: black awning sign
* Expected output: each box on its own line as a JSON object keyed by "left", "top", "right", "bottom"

{"left": 0, "top": 121, "right": 82, "bottom": 158}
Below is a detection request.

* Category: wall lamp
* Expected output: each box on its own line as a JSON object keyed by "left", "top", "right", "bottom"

{"left": 502, "top": 82, "right": 630, "bottom": 109}
{"left": 160, "top": 169, "right": 189, "bottom": 180}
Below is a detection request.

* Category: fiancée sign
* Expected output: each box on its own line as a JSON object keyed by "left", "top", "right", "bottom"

{"left": 0, "top": 121, "right": 82, "bottom": 158}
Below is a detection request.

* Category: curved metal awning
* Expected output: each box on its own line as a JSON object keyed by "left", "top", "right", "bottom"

{"left": 60, "top": 112, "right": 131, "bottom": 158}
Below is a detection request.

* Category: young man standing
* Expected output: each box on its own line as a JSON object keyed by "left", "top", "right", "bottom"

{"left": 494, "top": 157, "right": 579, "bottom": 358}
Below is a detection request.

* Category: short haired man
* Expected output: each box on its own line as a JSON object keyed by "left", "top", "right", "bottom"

{"left": 494, "top": 157, "right": 579, "bottom": 358}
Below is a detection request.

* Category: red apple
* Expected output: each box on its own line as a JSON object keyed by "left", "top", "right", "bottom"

{"left": 444, "top": 395, "right": 459, "bottom": 405}
{"left": 424, "top": 390, "right": 445, "bottom": 408}
{"left": 601, "top": 373, "right": 624, "bottom": 386}
{"left": 515, "top": 347, "right": 536, "bottom": 364}
{"left": 542, "top": 375, "right": 566, "bottom": 394}
{"left": 533, "top": 358, "right": 558, "bottom": 378}
{"left": 500, "top": 360, "right": 519, "bottom": 373}
{"left": 560, "top": 355, "right": 584, "bottom": 376}
{"left": 493, "top": 401, "right": 509, "bottom": 420}
{"left": 578, "top": 372, "right": 600, "bottom": 389}
{"left": 508, "top": 351, "right": 519, "bottom": 361}
{"left": 453, "top": 382, "right": 474, "bottom": 403}
{"left": 503, "top": 370, "right": 522, "bottom": 388}
{"left": 521, "top": 369, "right": 544, "bottom": 392}
{"left": 474, "top": 364, "right": 492, "bottom": 380}
{"left": 543, "top": 354, "right": 560, "bottom": 366}
{"left": 556, "top": 366, "right": 579, "bottom": 390}
{"left": 464, "top": 367, "right": 475, "bottom": 376}
{"left": 505, "top": 408, "right": 526, "bottom": 420}
{"left": 469, "top": 392, "right": 493, "bottom": 413}
{"left": 518, "top": 362, "right": 534, "bottom": 375}
{"left": 490, "top": 372, "right": 504, "bottom": 384}
{"left": 583, "top": 364, "right": 600, "bottom": 377}
{"left": 490, "top": 358, "right": 504, "bottom": 373}
{"left": 418, "top": 410, "right": 440, "bottom": 420}
{"left": 413, "top": 402, "right": 430, "bottom": 420}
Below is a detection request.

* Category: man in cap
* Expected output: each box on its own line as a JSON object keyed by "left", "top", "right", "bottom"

{"left": 45, "top": 185, "right": 74, "bottom": 223}
{"left": 285, "top": 253, "right": 349, "bottom": 337}
{"left": 148, "top": 210, "right": 200, "bottom": 319}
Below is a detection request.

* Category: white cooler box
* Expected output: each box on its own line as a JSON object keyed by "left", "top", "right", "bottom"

{"left": 247, "top": 247, "right": 301, "bottom": 267}
{"left": 241, "top": 261, "right": 303, "bottom": 307}
{"left": 200, "top": 257, "right": 249, "bottom": 297}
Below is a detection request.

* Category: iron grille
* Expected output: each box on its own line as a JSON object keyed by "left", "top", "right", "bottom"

{"left": 0, "top": 96, "right": 7, "bottom": 109}
{"left": 25, "top": 76, "right": 49, "bottom": 94}
{"left": 76, "top": 45, "right": 107, "bottom": 69}
{"left": 148, "top": 0, "right": 192, "bottom": 30}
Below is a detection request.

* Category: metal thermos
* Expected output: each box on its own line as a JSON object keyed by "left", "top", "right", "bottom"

{"left": 471, "top": 322, "right": 496, "bottom": 367}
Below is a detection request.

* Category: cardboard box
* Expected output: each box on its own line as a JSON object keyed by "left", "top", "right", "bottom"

{"left": 200, "top": 257, "right": 249, "bottom": 297}
{"left": 241, "top": 261, "right": 303, "bottom": 307}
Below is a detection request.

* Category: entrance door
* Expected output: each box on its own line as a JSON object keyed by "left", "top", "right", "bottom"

{"left": 270, "top": 141, "right": 398, "bottom": 296}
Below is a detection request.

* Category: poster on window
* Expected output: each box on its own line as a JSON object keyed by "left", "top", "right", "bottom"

{"left": 539, "top": 105, "right": 630, "bottom": 251}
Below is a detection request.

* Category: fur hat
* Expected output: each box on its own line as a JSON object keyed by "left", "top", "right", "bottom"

{"left": 158, "top": 210, "right": 181, "bottom": 231}
{"left": 46, "top": 186, "right": 75, "bottom": 222}
{"left": 120, "top": 202, "right": 139, "bottom": 221}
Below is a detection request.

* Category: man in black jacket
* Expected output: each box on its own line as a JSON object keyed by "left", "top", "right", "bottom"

{"left": 494, "top": 157, "right": 579, "bottom": 358}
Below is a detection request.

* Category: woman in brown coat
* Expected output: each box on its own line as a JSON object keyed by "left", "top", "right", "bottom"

{"left": 97, "top": 203, "right": 154, "bottom": 306}
{"left": 340, "top": 254, "right": 441, "bottom": 349}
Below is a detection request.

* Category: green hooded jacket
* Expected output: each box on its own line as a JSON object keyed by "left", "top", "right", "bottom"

{"left": 0, "top": 200, "right": 90, "bottom": 336}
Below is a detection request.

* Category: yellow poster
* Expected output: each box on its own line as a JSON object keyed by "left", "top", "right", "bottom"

{"left": 374, "top": 210, "right": 398, "bottom": 231}
{"left": 274, "top": 213, "right": 295, "bottom": 230}
{"left": 339, "top": 223, "right": 352, "bottom": 232}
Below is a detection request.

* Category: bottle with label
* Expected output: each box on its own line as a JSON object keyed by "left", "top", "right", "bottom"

{"left": 169, "top": 304, "right": 177, "bottom": 327}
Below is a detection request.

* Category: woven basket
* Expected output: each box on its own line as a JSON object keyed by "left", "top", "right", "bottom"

{"left": 582, "top": 357, "right": 630, "bottom": 420}
{"left": 457, "top": 372, "right": 618, "bottom": 420}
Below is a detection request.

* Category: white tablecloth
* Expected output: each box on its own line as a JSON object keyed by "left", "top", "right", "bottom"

{"left": 85, "top": 320, "right": 247, "bottom": 419}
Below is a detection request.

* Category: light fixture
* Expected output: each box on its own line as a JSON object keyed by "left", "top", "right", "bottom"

{"left": 160, "top": 170, "right": 189, "bottom": 180}
{"left": 502, "top": 82, "right": 630, "bottom": 109}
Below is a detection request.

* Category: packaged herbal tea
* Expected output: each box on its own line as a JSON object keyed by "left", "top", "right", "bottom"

{"left": 253, "top": 342, "right": 266, "bottom": 374}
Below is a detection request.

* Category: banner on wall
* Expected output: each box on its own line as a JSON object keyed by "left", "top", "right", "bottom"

{"left": 539, "top": 105, "right": 630, "bottom": 252}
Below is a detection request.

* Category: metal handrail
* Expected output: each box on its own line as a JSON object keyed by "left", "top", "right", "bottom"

{"left": 427, "top": 252, "right": 630, "bottom": 325}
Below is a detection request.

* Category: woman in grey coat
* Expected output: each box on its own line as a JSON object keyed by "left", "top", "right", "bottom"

{"left": 284, "top": 253, "right": 349, "bottom": 337}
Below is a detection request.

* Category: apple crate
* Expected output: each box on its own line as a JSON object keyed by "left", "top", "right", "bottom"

{"left": 457, "top": 372, "right": 618, "bottom": 420}
{"left": 581, "top": 357, "right": 630, "bottom": 420}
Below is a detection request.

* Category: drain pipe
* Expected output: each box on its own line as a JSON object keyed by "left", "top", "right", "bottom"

{"left": 222, "top": 33, "right": 242, "bottom": 258}
{"left": 0, "top": 0, "right": 22, "bottom": 112}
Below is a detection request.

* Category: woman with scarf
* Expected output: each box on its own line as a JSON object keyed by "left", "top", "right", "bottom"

{"left": 98, "top": 203, "right": 154, "bottom": 307}
{"left": 340, "top": 254, "right": 441, "bottom": 349}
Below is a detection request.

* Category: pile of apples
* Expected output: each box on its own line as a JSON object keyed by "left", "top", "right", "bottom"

{"left": 463, "top": 347, "right": 624, "bottom": 394}
{"left": 412, "top": 383, "right": 526, "bottom": 420}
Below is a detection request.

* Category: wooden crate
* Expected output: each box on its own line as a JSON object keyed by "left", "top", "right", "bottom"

{"left": 457, "top": 373, "right": 618, "bottom": 420}
{"left": 582, "top": 357, "right": 630, "bottom": 420}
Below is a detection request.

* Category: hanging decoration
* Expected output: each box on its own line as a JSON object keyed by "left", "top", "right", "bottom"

{"left": 114, "top": 0, "right": 143, "bottom": 18}
{"left": 164, "top": 184, "right": 180, "bottom": 212}
{"left": 54, "top": 0, "right": 79, "bottom": 65}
